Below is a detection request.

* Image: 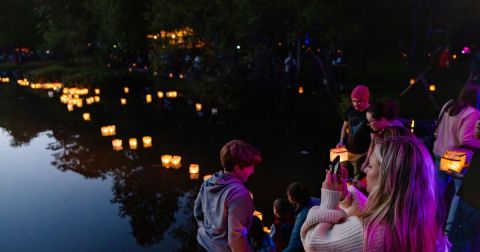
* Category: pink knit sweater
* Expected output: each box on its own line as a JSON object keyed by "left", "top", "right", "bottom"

{"left": 300, "top": 186, "right": 383, "bottom": 252}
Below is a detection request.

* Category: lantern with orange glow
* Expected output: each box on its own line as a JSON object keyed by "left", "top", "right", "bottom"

{"left": 146, "top": 94, "right": 152, "bottom": 103}
{"left": 157, "top": 91, "right": 164, "bottom": 98}
{"left": 440, "top": 150, "right": 467, "bottom": 173}
{"left": 142, "top": 136, "right": 152, "bottom": 148}
{"left": 112, "top": 139, "right": 123, "bottom": 151}
{"left": 94, "top": 96, "right": 100, "bottom": 102}
{"left": 94, "top": 88, "right": 100, "bottom": 95}
{"left": 67, "top": 104, "right": 74, "bottom": 111}
{"left": 124, "top": 87, "right": 129, "bottom": 94}
{"left": 330, "top": 147, "right": 348, "bottom": 162}
{"left": 298, "top": 86, "right": 304, "bottom": 94}
{"left": 166, "top": 91, "right": 177, "bottom": 98}
{"left": 121, "top": 98, "right": 127, "bottom": 105}
{"left": 429, "top": 84, "right": 436, "bottom": 92}
{"left": 171, "top": 156, "right": 182, "bottom": 169}
{"left": 195, "top": 103, "right": 202, "bottom": 111}
{"left": 409, "top": 79, "right": 415, "bottom": 85}
{"left": 83, "top": 113, "right": 91, "bottom": 121}
{"left": 161, "top": 155, "right": 173, "bottom": 168}
{"left": 101, "top": 125, "right": 116, "bottom": 136}
{"left": 129, "top": 138, "right": 138, "bottom": 150}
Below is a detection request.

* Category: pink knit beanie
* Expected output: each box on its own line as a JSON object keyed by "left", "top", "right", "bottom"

{"left": 351, "top": 85, "right": 370, "bottom": 100}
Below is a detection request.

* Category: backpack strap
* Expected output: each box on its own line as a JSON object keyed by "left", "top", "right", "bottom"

{"left": 434, "top": 99, "right": 455, "bottom": 137}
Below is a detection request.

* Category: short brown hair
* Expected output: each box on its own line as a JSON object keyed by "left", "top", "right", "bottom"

{"left": 220, "top": 139, "right": 262, "bottom": 172}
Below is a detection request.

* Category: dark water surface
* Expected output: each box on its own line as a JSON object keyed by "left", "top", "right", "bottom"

{"left": 0, "top": 81, "right": 338, "bottom": 251}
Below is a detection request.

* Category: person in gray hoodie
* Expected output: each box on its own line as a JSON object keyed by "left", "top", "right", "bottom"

{"left": 194, "top": 139, "right": 262, "bottom": 252}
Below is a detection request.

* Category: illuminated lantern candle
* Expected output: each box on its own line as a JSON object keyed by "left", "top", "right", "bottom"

{"left": 298, "top": 86, "right": 304, "bottom": 94}
{"left": 83, "top": 113, "right": 91, "bottom": 121}
{"left": 121, "top": 98, "right": 127, "bottom": 105}
{"left": 452, "top": 54, "right": 457, "bottom": 59}
{"left": 329, "top": 147, "right": 348, "bottom": 162}
{"left": 146, "top": 94, "right": 152, "bottom": 103}
{"left": 124, "top": 87, "right": 129, "bottom": 94}
{"left": 429, "top": 84, "right": 436, "bottom": 92}
{"left": 440, "top": 150, "right": 467, "bottom": 173}
{"left": 129, "top": 138, "right": 138, "bottom": 150}
{"left": 409, "top": 78, "right": 415, "bottom": 85}
{"left": 112, "top": 139, "right": 123, "bottom": 151}
{"left": 86, "top": 97, "right": 94, "bottom": 105}
{"left": 203, "top": 174, "right": 213, "bottom": 181}
{"left": 142, "top": 136, "right": 152, "bottom": 148}
{"left": 166, "top": 91, "right": 177, "bottom": 98}
{"left": 67, "top": 104, "right": 74, "bottom": 111}
{"left": 169, "top": 73, "right": 174, "bottom": 78}
{"left": 189, "top": 164, "right": 200, "bottom": 174}
{"left": 195, "top": 103, "right": 202, "bottom": 112}
{"left": 95, "top": 88, "right": 100, "bottom": 95}
{"left": 161, "top": 155, "right": 172, "bottom": 168}
{"left": 157, "top": 91, "right": 164, "bottom": 98}
{"left": 253, "top": 211, "right": 263, "bottom": 221}
{"left": 94, "top": 96, "right": 100, "bottom": 102}
{"left": 179, "top": 74, "right": 184, "bottom": 79}
{"left": 171, "top": 156, "right": 182, "bottom": 169}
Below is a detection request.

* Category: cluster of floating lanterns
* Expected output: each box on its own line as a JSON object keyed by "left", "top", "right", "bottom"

{"left": 17, "top": 78, "right": 29, "bottom": 86}
{"left": 30, "top": 82, "right": 63, "bottom": 90}
{"left": 111, "top": 136, "right": 152, "bottom": 151}
{"left": 101, "top": 125, "right": 116, "bottom": 136}
{"left": 161, "top": 155, "right": 182, "bottom": 169}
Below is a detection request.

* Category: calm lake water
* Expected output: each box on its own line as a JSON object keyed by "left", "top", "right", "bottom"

{"left": 0, "top": 80, "right": 340, "bottom": 251}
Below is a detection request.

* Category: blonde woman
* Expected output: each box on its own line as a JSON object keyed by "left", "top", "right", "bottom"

{"left": 301, "top": 126, "right": 448, "bottom": 251}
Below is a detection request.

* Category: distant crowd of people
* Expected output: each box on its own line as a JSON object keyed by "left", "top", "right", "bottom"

{"left": 193, "top": 80, "right": 480, "bottom": 252}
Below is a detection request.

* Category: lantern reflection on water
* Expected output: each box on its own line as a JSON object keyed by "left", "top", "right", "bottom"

{"left": 440, "top": 150, "right": 467, "bottom": 173}
{"left": 129, "top": 138, "right": 138, "bottom": 150}
{"left": 329, "top": 147, "right": 348, "bottom": 162}
{"left": 83, "top": 113, "right": 91, "bottom": 121}
{"left": 112, "top": 139, "right": 123, "bottom": 151}
{"left": 142, "top": 136, "right": 152, "bottom": 148}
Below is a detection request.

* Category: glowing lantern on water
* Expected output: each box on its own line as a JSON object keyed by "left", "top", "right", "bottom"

{"left": 169, "top": 73, "right": 174, "bottom": 78}
{"left": 101, "top": 125, "right": 116, "bottom": 136}
{"left": 203, "top": 174, "right": 213, "bottom": 181}
{"left": 83, "top": 113, "right": 91, "bottom": 121}
{"left": 452, "top": 54, "right": 457, "bottom": 59}
{"left": 112, "top": 139, "right": 123, "bottom": 151}
{"left": 142, "top": 136, "right": 152, "bottom": 148}
{"left": 94, "top": 96, "right": 100, "bottom": 102}
{"left": 94, "top": 88, "right": 100, "bottom": 95}
{"left": 166, "top": 91, "right": 178, "bottom": 98}
{"left": 440, "top": 150, "right": 467, "bottom": 173}
{"left": 86, "top": 97, "right": 95, "bottom": 105}
{"left": 429, "top": 84, "right": 436, "bottom": 92}
{"left": 157, "top": 91, "right": 164, "bottom": 98}
{"left": 298, "top": 86, "right": 304, "bottom": 94}
{"left": 161, "top": 155, "right": 172, "bottom": 168}
{"left": 1, "top": 77, "right": 10, "bottom": 83}
{"left": 253, "top": 211, "right": 263, "bottom": 221}
{"left": 189, "top": 164, "right": 200, "bottom": 174}
{"left": 121, "top": 98, "right": 127, "bottom": 105}
{"left": 146, "top": 94, "right": 152, "bottom": 103}
{"left": 171, "top": 156, "right": 182, "bottom": 169}
{"left": 195, "top": 103, "right": 202, "bottom": 111}
{"left": 179, "top": 74, "right": 184, "bottom": 79}
{"left": 124, "top": 87, "right": 129, "bottom": 94}
{"left": 409, "top": 78, "right": 415, "bottom": 85}
{"left": 330, "top": 147, "right": 348, "bottom": 162}
{"left": 67, "top": 104, "right": 74, "bottom": 111}
{"left": 129, "top": 138, "right": 138, "bottom": 150}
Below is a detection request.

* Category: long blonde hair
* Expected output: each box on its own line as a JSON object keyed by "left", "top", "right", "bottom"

{"left": 361, "top": 126, "right": 443, "bottom": 251}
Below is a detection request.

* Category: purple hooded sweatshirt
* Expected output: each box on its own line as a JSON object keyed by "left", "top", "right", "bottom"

{"left": 194, "top": 170, "right": 254, "bottom": 252}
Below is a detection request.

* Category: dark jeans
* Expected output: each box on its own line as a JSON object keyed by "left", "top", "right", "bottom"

{"left": 449, "top": 199, "right": 480, "bottom": 252}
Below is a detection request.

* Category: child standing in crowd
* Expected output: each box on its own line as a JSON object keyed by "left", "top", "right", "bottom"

{"left": 301, "top": 126, "right": 448, "bottom": 251}
{"left": 269, "top": 198, "right": 294, "bottom": 251}
{"left": 337, "top": 85, "right": 371, "bottom": 179}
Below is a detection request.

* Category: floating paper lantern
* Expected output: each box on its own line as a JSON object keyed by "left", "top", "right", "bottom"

{"left": 452, "top": 54, "right": 457, "bottom": 59}
{"left": 161, "top": 155, "right": 172, "bottom": 168}
{"left": 429, "top": 84, "right": 436, "bottom": 92}
{"left": 86, "top": 97, "right": 95, "bottom": 105}
{"left": 94, "top": 96, "right": 100, "bottom": 102}
{"left": 67, "top": 104, "right": 74, "bottom": 111}
{"left": 298, "top": 86, "right": 304, "bottom": 94}
{"left": 101, "top": 125, "right": 116, "bottom": 136}
{"left": 124, "top": 87, "right": 129, "bottom": 94}
{"left": 112, "top": 139, "right": 123, "bottom": 151}
{"left": 146, "top": 94, "right": 152, "bottom": 103}
{"left": 171, "top": 156, "right": 182, "bottom": 169}
{"left": 121, "top": 98, "right": 127, "bottom": 105}
{"left": 189, "top": 164, "right": 200, "bottom": 174}
{"left": 129, "top": 138, "right": 138, "bottom": 150}
{"left": 169, "top": 73, "right": 174, "bottom": 78}
{"left": 166, "top": 91, "right": 178, "bottom": 98}
{"left": 409, "top": 78, "right": 415, "bottom": 85}
{"left": 179, "top": 74, "right": 184, "bottom": 79}
{"left": 83, "top": 113, "right": 91, "bottom": 121}
{"left": 142, "top": 136, "right": 152, "bottom": 148}
{"left": 157, "top": 91, "right": 164, "bottom": 98}
{"left": 440, "top": 150, "right": 467, "bottom": 173}
{"left": 329, "top": 147, "right": 348, "bottom": 162}
{"left": 94, "top": 88, "right": 100, "bottom": 95}
{"left": 195, "top": 103, "right": 202, "bottom": 111}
